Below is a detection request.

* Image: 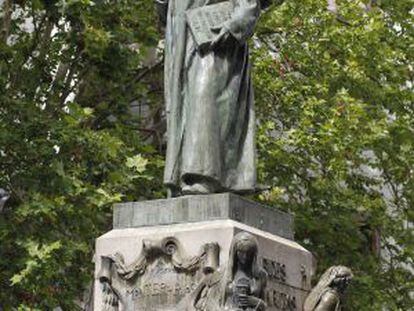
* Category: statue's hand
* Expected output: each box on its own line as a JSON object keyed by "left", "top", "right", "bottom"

{"left": 245, "top": 295, "right": 266, "bottom": 310}
{"left": 209, "top": 25, "right": 230, "bottom": 50}
{"left": 236, "top": 293, "right": 249, "bottom": 307}
{"left": 237, "top": 295, "right": 266, "bottom": 309}
{"left": 236, "top": 293, "right": 264, "bottom": 308}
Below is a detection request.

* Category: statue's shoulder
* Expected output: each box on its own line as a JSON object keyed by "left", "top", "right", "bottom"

{"left": 317, "top": 289, "right": 340, "bottom": 310}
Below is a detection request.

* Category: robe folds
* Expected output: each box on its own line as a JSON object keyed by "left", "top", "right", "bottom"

{"left": 156, "top": 0, "right": 260, "bottom": 193}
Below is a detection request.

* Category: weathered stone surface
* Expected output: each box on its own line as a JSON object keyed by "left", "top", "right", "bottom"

{"left": 113, "top": 193, "right": 294, "bottom": 240}
{"left": 94, "top": 220, "right": 314, "bottom": 311}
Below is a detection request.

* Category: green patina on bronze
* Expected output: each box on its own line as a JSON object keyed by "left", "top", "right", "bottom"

{"left": 156, "top": 0, "right": 263, "bottom": 195}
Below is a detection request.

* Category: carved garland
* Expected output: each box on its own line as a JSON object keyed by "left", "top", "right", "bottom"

{"left": 99, "top": 237, "right": 219, "bottom": 282}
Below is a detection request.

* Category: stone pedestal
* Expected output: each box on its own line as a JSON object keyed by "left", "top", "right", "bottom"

{"left": 94, "top": 194, "right": 315, "bottom": 311}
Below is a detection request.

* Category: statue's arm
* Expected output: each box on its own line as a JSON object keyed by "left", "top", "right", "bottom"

{"left": 154, "top": 0, "right": 169, "bottom": 26}
{"left": 245, "top": 295, "right": 266, "bottom": 310}
{"left": 314, "top": 291, "right": 339, "bottom": 311}
{"left": 224, "top": 0, "right": 261, "bottom": 44}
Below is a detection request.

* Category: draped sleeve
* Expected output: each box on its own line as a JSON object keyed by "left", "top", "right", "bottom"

{"left": 225, "top": 0, "right": 260, "bottom": 44}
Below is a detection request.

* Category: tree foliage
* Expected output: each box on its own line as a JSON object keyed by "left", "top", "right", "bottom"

{"left": 0, "top": 0, "right": 412, "bottom": 309}
{"left": 0, "top": 0, "right": 164, "bottom": 308}
{"left": 254, "top": 1, "right": 413, "bottom": 310}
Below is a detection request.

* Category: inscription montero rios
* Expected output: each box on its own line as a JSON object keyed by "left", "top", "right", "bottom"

{"left": 262, "top": 258, "right": 287, "bottom": 283}
{"left": 126, "top": 281, "right": 198, "bottom": 300}
{"left": 118, "top": 256, "right": 203, "bottom": 310}
{"left": 262, "top": 258, "right": 299, "bottom": 311}
{"left": 265, "top": 289, "right": 297, "bottom": 311}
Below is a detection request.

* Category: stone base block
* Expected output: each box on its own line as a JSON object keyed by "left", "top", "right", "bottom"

{"left": 113, "top": 193, "right": 294, "bottom": 240}
{"left": 94, "top": 219, "right": 314, "bottom": 311}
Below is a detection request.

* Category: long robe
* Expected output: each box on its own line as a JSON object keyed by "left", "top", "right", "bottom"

{"left": 156, "top": 0, "right": 260, "bottom": 193}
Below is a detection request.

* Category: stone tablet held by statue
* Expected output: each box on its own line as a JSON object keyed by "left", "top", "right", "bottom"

{"left": 186, "top": 1, "right": 233, "bottom": 50}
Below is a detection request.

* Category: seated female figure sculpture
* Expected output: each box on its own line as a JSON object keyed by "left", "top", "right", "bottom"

{"left": 179, "top": 232, "right": 267, "bottom": 311}
{"left": 304, "top": 266, "right": 353, "bottom": 311}
{"left": 222, "top": 231, "right": 267, "bottom": 310}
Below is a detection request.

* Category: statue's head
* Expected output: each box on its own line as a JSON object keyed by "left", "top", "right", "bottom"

{"left": 315, "top": 265, "right": 353, "bottom": 295}
{"left": 220, "top": 231, "right": 261, "bottom": 305}
{"left": 330, "top": 266, "right": 353, "bottom": 293}
{"left": 233, "top": 231, "right": 259, "bottom": 268}
{"left": 225, "top": 231, "right": 261, "bottom": 279}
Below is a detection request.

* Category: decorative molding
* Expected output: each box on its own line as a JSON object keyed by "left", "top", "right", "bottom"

{"left": 98, "top": 237, "right": 220, "bottom": 310}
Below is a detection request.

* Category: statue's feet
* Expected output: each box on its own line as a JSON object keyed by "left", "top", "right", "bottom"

{"left": 180, "top": 174, "right": 220, "bottom": 195}
{"left": 166, "top": 187, "right": 179, "bottom": 198}
{"left": 182, "top": 182, "right": 214, "bottom": 195}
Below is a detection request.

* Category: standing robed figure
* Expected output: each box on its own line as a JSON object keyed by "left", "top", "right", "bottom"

{"left": 155, "top": 0, "right": 263, "bottom": 196}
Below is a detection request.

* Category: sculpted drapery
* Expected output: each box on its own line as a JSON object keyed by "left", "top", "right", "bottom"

{"left": 156, "top": 0, "right": 261, "bottom": 195}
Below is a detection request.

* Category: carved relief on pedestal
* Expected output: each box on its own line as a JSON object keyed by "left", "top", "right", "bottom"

{"left": 180, "top": 231, "right": 268, "bottom": 311}
{"left": 97, "top": 230, "right": 322, "bottom": 311}
{"left": 98, "top": 237, "right": 220, "bottom": 310}
{"left": 98, "top": 232, "right": 272, "bottom": 311}
{"left": 222, "top": 232, "right": 267, "bottom": 311}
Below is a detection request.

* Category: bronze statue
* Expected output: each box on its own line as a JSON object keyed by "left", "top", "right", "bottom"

{"left": 155, "top": 0, "right": 265, "bottom": 196}
{"left": 303, "top": 266, "right": 353, "bottom": 311}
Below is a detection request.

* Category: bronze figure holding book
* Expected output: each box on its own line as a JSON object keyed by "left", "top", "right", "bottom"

{"left": 155, "top": 0, "right": 264, "bottom": 196}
